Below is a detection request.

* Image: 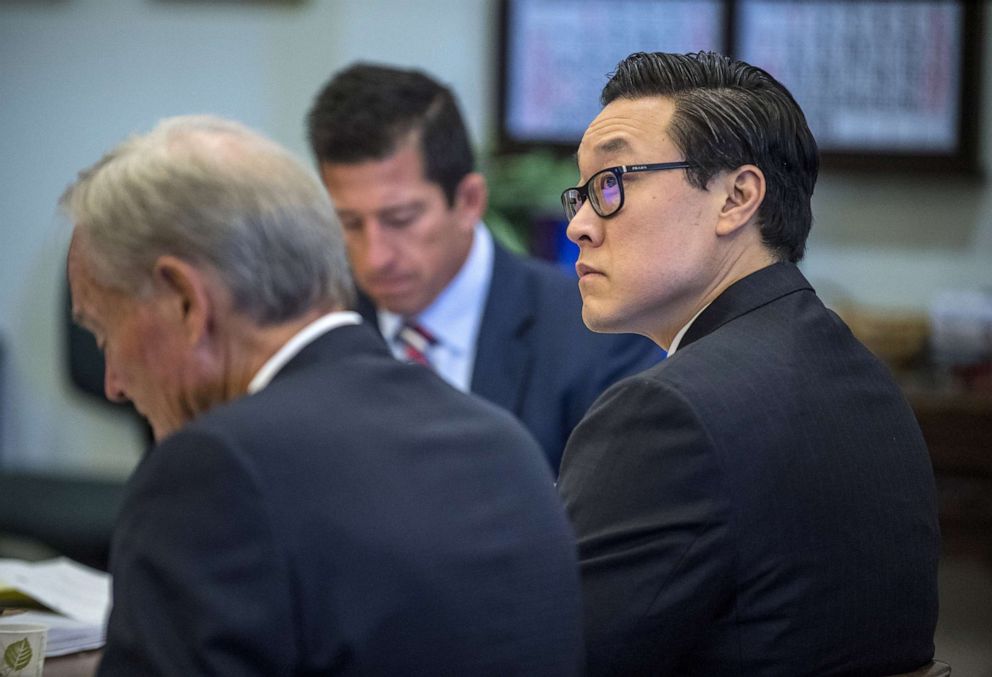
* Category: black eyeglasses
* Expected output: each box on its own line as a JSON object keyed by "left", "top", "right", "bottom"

{"left": 560, "top": 161, "right": 695, "bottom": 221}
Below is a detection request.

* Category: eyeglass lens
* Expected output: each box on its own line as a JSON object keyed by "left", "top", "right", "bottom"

{"left": 592, "top": 170, "right": 621, "bottom": 217}
{"left": 562, "top": 189, "right": 582, "bottom": 221}
{"left": 561, "top": 168, "right": 623, "bottom": 221}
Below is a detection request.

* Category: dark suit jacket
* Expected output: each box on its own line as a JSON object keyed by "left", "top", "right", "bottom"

{"left": 558, "top": 263, "right": 940, "bottom": 676}
{"left": 98, "top": 322, "right": 583, "bottom": 676}
{"left": 357, "top": 242, "right": 662, "bottom": 472}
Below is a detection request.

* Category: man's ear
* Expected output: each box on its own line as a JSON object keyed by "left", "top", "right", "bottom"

{"left": 453, "top": 172, "right": 488, "bottom": 230}
{"left": 152, "top": 255, "right": 214, "bottom": 345}
{"left": 715, "top": 164, "right": 765, "bottom": 237}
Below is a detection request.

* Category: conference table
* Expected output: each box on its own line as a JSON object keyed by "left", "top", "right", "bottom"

{"left": 44, "top": 650, "right": 101, "bottom": 677}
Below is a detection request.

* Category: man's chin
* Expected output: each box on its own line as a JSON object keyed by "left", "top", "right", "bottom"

{"left": 150, "top": 425, "right": 165, "bottom": 443}
{"left": 148, "top": 417, "right": 184, "bottom": 444}
{"left": 372, "top": 293, "right": 427, "bottom": 318}
{"left": 581, "top": 307, "right": 625, "bottom": 335}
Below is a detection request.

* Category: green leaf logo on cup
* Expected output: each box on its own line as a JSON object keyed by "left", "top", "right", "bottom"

{"left": 3, "top": 638, "right": 32, "bottom": 672}
{"left": 0, "top": 624, "right": 46, "bottom": 677}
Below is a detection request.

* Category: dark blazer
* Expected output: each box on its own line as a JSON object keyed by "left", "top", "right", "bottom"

{"left": 98, "top": 322, "right": 583, "bottom": 676}
{"left": 558, "top": 263, "right": 940, "bottom": 676}
{"left": 357, "top": 242, "right": 662, "bottom": 472}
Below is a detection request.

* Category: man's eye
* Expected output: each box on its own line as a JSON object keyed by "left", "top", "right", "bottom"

{"left": 339, "top": 218, "right": 362, "bottom": 233}
{"left": 381, "top": 215, "right": 416, "bottom": 229}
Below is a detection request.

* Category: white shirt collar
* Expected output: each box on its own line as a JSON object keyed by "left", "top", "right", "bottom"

{"left": 247, "top": 311, "right": 362, "bottom": 394}
{"left": 666, "top": 303, "right": 710, "bottom": 356}
{"left": 416, "top": 222, "right": 492, "bottom": 353}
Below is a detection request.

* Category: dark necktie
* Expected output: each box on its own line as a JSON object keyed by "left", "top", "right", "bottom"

{"left": 396, "top": 321, "right": 437, "bottom": 367}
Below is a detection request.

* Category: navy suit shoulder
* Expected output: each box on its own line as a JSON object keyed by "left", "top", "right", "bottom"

{"left": 472, "top": 243, "right": 662, "bottom": 471}
{"left": 355, "top": 241, "right": 661, "bottom": 472}
{"left": 100, "top": 323, "right": 583, "bottom": 676}
{"left": 559, "top": 263, "right": 939, "bottom": 676}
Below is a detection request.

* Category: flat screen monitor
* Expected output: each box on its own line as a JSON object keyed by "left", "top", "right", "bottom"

{"left": 735, "top": 0, "right": 979, "bottom": 172}
{"left": 498, "top": 0, "right": 980, "bottom": 172}
{"left": 499, "top": 0, "right": 727, "bottom": 151}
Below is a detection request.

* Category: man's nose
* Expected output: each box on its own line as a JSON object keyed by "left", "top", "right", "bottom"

{"left": 363, "top": 222, "right": 397, "bottom": 271}
{"left": 104, "top": 364, "right": 128, "bottom": 404}
{"left": 565, "top": 203, "right": 603, "bottom": 247}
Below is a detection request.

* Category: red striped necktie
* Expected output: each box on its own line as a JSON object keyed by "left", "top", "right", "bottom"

{"left": 396, "top": 321, "right": 437, "bottom": 367}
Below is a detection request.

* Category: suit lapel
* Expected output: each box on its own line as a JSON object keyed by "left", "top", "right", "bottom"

{"left": 351, "top": 245, "right": 536, "bottom": 415}
{"left": 681, "top": 262, "right": 814, "bottom": 349}
{"left": 470, "top": 244, "right": 534, "bottom": 415}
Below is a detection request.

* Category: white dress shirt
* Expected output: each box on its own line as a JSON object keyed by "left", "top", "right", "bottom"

{"left": 666, "top": 303, "right": 710, "bottom": 356}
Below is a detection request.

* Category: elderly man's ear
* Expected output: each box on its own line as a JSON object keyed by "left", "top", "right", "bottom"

{"left": 152, "top": 256, "right": 216, "bottom": 344}
{"left": 715, "top": 164, "right": 765, "bottom": 237}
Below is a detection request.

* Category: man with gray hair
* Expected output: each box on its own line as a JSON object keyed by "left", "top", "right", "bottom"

{"left": 64, "top": 115, "right": 582, "bottom": 675}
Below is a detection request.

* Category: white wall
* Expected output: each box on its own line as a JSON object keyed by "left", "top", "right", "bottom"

{"left": 0, "top": 0, "right": 989, "bottom": 478}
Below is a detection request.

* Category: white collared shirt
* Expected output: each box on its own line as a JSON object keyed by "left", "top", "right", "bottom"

{"left": 378, "top": 222, "right": 494, "bottom": 392}
{"left": 247, "top": 311, "right": 362, "bottom": 394}
{"left": 666, "top": 303, "right": 711, "bottom": 357}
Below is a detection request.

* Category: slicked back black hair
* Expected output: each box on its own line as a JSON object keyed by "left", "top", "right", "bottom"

{"left": 602, "top": 51, "right": 818, "bottom": 262}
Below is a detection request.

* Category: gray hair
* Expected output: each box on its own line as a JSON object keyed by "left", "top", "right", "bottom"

{"left": 61, "top": 114, "right": 355, "bottom": 324}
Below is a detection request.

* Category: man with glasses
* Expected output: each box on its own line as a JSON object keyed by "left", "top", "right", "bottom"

{"left": 306, "top": 63, "right": 661, "bottom": 474}
{"left": 557, "top": 51, "right": 939, "bottom": 675}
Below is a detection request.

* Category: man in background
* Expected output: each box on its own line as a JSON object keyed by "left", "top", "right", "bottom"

{"left": 307, "top": 63, "right": 660, "bottom": 472}
{"left": 557, "top": 51, "right": 939, "bottom": 675}
{"left": 64, "top": 114, "right": 582, "bottom": 675}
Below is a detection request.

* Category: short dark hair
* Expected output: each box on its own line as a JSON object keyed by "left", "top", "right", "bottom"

{"left": 602, "top": 51, "right": 818, "bottom": 263}
{"left": 307, "top": 63, "right": 475, "bottom": 206}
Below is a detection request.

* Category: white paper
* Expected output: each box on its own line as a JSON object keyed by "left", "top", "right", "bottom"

{"left": 0, "top": 609, "right": 105, "bottom": 657}
{"left": 0, "top": 558, "right": 110, "bottom": 626}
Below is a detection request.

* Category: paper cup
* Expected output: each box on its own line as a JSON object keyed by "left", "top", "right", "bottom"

{"left": 0, "top": 624, "right": 46, "bottom": 677}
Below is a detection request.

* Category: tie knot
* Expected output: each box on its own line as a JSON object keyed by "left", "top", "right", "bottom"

{"left": 396, "top": 321, "right": 437, "bottom": 367}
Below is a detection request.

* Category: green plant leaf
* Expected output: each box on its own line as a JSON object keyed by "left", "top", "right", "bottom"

{"left": 482, "top": 149, "right": 581, "bottom": 253}
{"left": 3, "top": 638, "right": 32, "bottom": 671}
